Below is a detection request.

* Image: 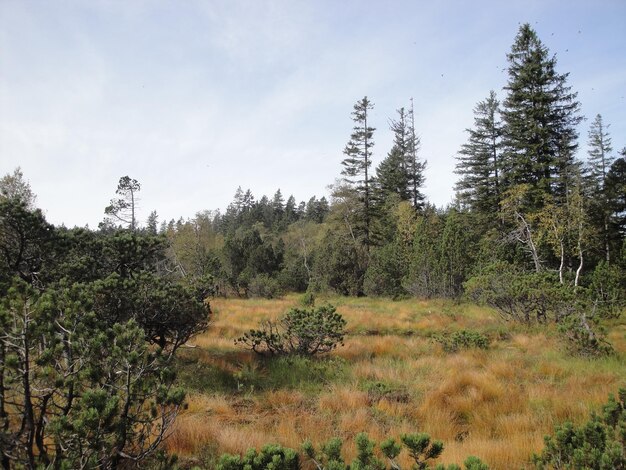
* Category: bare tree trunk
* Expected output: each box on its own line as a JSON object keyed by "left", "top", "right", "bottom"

{"left": 130, "top": 188, "right": 136, "bottom": 231}
{"left": 517, "top": 212, "right": 541, "bottom": 272}
{"left": 363, "top": 109, "right": 370, "bottom": 254}
{"left": 0, "top": 344, "right": 10, "bottom": 470}
{"left": 21, "top": 318, "right": 36, "bottom": 469}
{"left": 575, "top": 223, "right": 584, "bottom": 287}
{"left": 604, "top": 216, "right": 610, "bottom": 263}
{"left": 558, "top": 239, "right": 565, "bottom": 285}
{"left": 298, "top": 228, "right": 311, "bottom": 284}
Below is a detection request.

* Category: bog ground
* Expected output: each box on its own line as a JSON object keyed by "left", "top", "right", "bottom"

{"left": 167, "top": 295, "right": 625, "bottom": 469}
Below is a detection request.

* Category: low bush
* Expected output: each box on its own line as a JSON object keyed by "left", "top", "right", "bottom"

{"left": 533, "top": 388, "right": 625, "bottom": 469}
{"left": 433, "top": 330, "right": 489, "bottom": 353}
{"left": 218, "top": 432, "right": 490, "bottom": 469}
{"left": 248, "top": 273, "right": 283, "bottom": 299}
{"left": 464, "top": 261, "right": 616, "bottom": 356}
{"left": 464, "top": 262, "right": 575, "bottom": 324}
{"left": 235, "top": 304, "right": 346, "bottom": 356}
{"left": 558, "top": 314, "right": 615, "bottom": 358}
{"left": 300, "top": 290, "right": 316, "bottom": 307}
{"left": 217, "top": 444, "right": 299, "bottom": 470}
{"left": 589, "top": 261, "right": 626, "bottom": 318}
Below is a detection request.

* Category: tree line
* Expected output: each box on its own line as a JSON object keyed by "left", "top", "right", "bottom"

{"left": 155, "top": 24, "right": 625, "bottom": 303}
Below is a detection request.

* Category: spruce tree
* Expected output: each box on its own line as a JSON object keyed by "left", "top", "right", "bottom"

{"left": 606, "top": 151, "right": 626, "bottom": 247}
{"left": 272, "top": 189, "right": 285, "bottom": 220}
{"left": 455, "top": 90, "right": 503, "bottom": 217}
{"left": 376, "top": 145, "right": 409, "bottom": 201}
{"left": 501, "top": 24, "right": 582, "bottom": 207}
{"left": 407, "top": 99, "right": 426, "bottom": 209}
{"left": 376, "top": 107, "right": 410, "bottom": 201}
{"left": 376, "top": 103, "right": 426, "bottom": 210}
{"left": 587, "top": 114, "right": 614, "bottom": 190}
{"left": 341, "top": 96, "right": 375, "bottom": 249}
{"left": 587, "top": 114, "right": 615, "bottom": 261}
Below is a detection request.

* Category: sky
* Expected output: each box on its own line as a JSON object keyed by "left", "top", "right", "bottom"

{"left": 1, "top": 0, "right": 625, "bottom": 228}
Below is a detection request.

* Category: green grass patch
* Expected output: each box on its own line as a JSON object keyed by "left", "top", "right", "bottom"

{"left": 176, "top": 352, "right": 239, "bottom": 393}
{"left": 260, "top": 356, "right": 349, "bottom": 392}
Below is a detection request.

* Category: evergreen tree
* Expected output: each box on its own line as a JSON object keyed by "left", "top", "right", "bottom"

{"left": 606, "top": 152, "right": 626, "bottom": 244}
{"left": 272, "top": 189, "right": 285, "bottom": 220}
{"left": 586, "top": 114, "right": 615, "bottom": 261}
{"left": 341, "top": 96, "right": 375, "bottom": 249}
{"left": 376, "top": 102, "right": 426, "bottom": 210}
{"left": 0, "top": 167, "right": 37, "bottom": 209}
{"left": 242, "top": 189, "right": 255, "bottom": 212}
{"left": 587, "top": 114, "right": 614, "bottom": 189}
{"left": 406, "top": 99, "right": 426, "bottom": 209}
{"left": 283, "top": 195, "right": 298, "bottom": 225}
{"left": 501, "top": 24, "right": 582, "bottom": 206}
{"left": 146, "top": 210, "right": 159, "bottom": 234}
{"left": 376, "top": 146, "right": 409, "bottom": 201}
{"left": 104, "top": 176, "right": 141, "bottom": 231}
{"left": 455, "top": 90, "right": 503, "bottom": 218}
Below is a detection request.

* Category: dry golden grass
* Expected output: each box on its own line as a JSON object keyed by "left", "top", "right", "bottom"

{"left": 168, "top": 295, "right": 626, "bottom": 469}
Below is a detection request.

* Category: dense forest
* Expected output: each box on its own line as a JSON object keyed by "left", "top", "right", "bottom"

{"left": 1, "top": 23, "right": 625, "bottom": 469}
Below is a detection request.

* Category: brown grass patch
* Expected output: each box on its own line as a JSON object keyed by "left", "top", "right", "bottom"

{"left": 168, "top": 296, "right": 625, "bottom": 469}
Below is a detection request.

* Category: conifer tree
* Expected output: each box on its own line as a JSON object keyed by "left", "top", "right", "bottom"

{"left": 455, "top": 90, "right": 503, "bottom": 217}
{"left": 406, "top": 99, "right": 426, "bottom": 209}
{"left": 340, "top": 96, "right": 376, "bottom": 249}
{"left": 587, "top": 114, "right": 614, "bottom": 189}
{"left": 146, "top": 210, "right": 159, "bottom": 234}
{"left": 587, "top": 114, "right": 615, "bottom": 262}
{"left": 104, "top": 176, "right": 141, "bottom": 231}
{"left": 501, "top": 24, "right": 582, "bottom": 207}
{"left": 0, "top": 167, "right": 37, "bottom": 209}
{"left": 376, "top": 146, "right": 409, "bottom": 201}
{"left": 283, "top": 195, "right": 298, "bottom": 225}
{"left": 375, "top": 103, "right": 425, "bottom": 210}
{"left": 606, "top": 151, "right": 626, "bottom": 245}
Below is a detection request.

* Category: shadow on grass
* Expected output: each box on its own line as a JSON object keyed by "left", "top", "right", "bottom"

{"left": 175, "top": 348, "right": 349, "bottom": 394}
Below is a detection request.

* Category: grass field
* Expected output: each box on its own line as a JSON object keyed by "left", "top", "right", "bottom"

{"left": 166, "top": 295, "right": 626, "bottom": 469}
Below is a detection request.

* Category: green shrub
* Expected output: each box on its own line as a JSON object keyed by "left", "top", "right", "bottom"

{"left": 248, "top": 273, "right": 283, "bottom": 299}
{"left": 464, "top": 261, "right": 615, "bottom": 356}
{"left": 301, "top": 433, "right": 489, "bottom": 470}
{"left": 558, "top": 314, "right": 615, "bottom": 358}
{"left": 300, "top": 290, "right": 315, "bottom": 307}
{"left": 218, "top": 433, "right": 491, "bottom": 469}
{"left": 589, "top": 261, "right": 626, "bottom": 318}
{"left": 464, "top": 262, "right": 575, "bottom": 324}
{"left": 434, "top": 330, "right": 489, "bottom": 353}
{"left": 236, "top": 304, "right": 346, "bottom": 356}
{"left": 533, "top": 388, "right": 625, "bottom": 469}
{"left": 362, "top": 380, "right": 410, "bottom": 403}
{"left": 217, "top": 444, "right": 299, "bottom": 470}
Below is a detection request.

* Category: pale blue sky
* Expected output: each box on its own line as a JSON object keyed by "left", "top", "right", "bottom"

{"left": 1, "top": 0, "right": 625, "bottom": 227}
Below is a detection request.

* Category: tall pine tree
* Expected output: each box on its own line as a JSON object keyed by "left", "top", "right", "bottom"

{"left": 407, "top": 99, "right": 426, "bottom": 209}
{"left": 587, "top": 114, "right": 614, "bottom": 191}
{"left": 341, "top": 96, "right": 376, "bottom": 250}
{"left": 376, "top": 102, "right": 426, "bottom": 210}
{"left": 586, "top": 114, "right": 615, "bottom": 262}
{"left": 606, "top": 150, "right": 626, "bottom": 250}
{"left": 501, "top": 24, "right": 582, "bottom": 207}
{"left": 376, "top": 107, "right": 410, "bottom": 201}
{"left": 455, "top": 90, "right": 503, "bottom": 218}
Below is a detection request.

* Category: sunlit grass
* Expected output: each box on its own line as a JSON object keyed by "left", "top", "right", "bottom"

{"left": 167, "top": 295, "right": 626, "bottom": 469}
